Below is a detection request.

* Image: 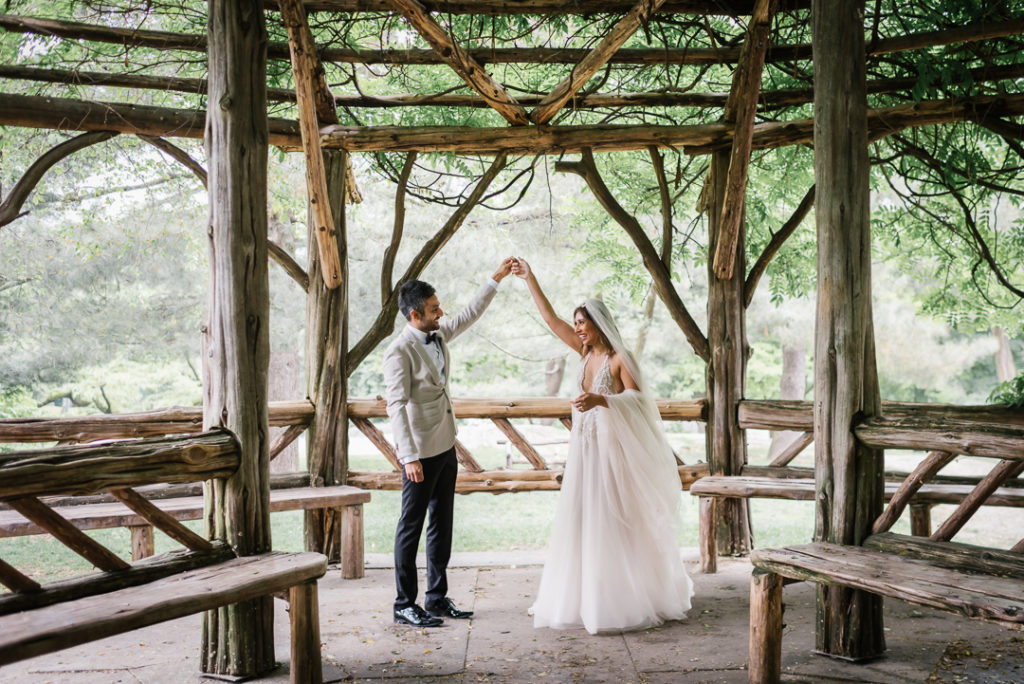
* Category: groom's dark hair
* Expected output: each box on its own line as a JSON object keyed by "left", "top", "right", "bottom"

{"left": 399, "top": 280, "right": 436, "bottom": 320}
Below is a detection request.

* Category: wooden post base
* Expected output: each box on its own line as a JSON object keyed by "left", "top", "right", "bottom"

{"left": 130, "top": 524, "right": 155, "bottom": 561}
{"left": 910, "top": 503, "right": 931, "bottom": 537}
{"left": 699, "top": 496, "right": 718, "bottom": 574}
{"left": 341, "top": 504, "right": 364, "bottom": 579}
{"left": 289, "top": 580, "right": 323, "bottom": 684}
{"left": 748, "top": 570, "right": 784, "bottom": 684}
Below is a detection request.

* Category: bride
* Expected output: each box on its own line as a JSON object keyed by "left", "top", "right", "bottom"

{"left": 513, "top": 258, "right": 694, "bottom": 635}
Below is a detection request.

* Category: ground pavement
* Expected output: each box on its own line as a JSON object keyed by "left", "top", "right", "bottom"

{"left": 3, "top": 551, "right": 1021, "bottom": 683}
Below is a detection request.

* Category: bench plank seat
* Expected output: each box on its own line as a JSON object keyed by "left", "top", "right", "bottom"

{"left": 0, "top": 486, "right": 371, "bottom": 537}
{"left": 0, "top": 551, "right": 327, "bottom": 667}
{"left": 690, "top": 476, "right": 1024, "bottom": 506}
{"left": 751, "top": 542, "right": 1024, "bottom": 627}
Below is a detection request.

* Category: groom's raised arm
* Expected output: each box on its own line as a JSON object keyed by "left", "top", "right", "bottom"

{"left": 383, "top": 347, "right": 418, "bottom": 465}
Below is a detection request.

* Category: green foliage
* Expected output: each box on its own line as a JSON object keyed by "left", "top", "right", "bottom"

{"left": 988, "top": 373, "right": 1024, "bottom": 408}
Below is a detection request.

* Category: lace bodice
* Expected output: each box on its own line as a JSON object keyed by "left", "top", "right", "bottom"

{"left": 578, "top": 352, "right": 615, "bottom": 396}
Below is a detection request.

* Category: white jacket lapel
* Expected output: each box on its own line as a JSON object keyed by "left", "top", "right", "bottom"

{"left": 405, "top": 326, "right": 442, "bottom": 385}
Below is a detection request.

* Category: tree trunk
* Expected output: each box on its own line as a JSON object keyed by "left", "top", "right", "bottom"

{"left": 769, "top": 344, "right": 806, "bottom": 460}
{"left": 200, "top": 0, "right": 274, "bottom": 676}
{"left": 993, "top": 325, "right": 1016, "bottom": 383}
{"left": 811, "top": 0, "right": 885, "bottom": 660}
{"left": 268, "top": 350, "right": 301, "bottom": 473}
{"left": 705, "top": 150, "right": 751, "bottom": 556}
{"left": 540, "top": 356, "right": 566, "bottom": 426}
{"left": 304, "top": 149, "right": 349, "bottom": 562}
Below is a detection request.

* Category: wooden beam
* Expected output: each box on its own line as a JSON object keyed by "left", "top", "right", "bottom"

{"left": 491, "top": 418, "right": 548, "bottom": 470}
{"left": 871, "top": 451, "right": 956, "bottom": 535}
{"left": 854, "top": 416, "right": 1024, "bottom": 460}
{"left": 529, "top": 0, "right": 668, "bottom": 125}
{"left": 6, "top": 497, "right": 130, "bottom": 572}
{"left": 281, "top": 0, "right": 341, "bottom": 290}
{"left": 202, "top": 0, "right": 275, "bottom": 674}
{"left": 811, "top": 0, "right": 883, "bottom": 659}
{"left": 931, "top": 459, "right": 1024, "bottom": 541}
{"left": 350, "top": 417, "right": 402, "bottom": 471}
{"left": 382, "top": 0, "right": 528, "bottom": 125}
{"left": 712, "top": 0, "right": 776, "bottom": 280}
{"left": 109, "top": 487, "right": 214, "bottom": 553}
{"left": 3, "top": 13, "right": 1019, "bottom": 68}
{"left": 0, "top": 401, "right": 312, "bottom": 443}
{"left": 767, "top": 430, "right": 812, "bottom": 467}
{"left": 8, "top": 63, "right": 1024, "bottom": 114}
{"left": 0, "top": 558, "right": 41, "bottom": 594}
{"left": 348, "top": 396, "right": 706, "bottom": 420}
{"left": 5, "top": 92, "right": 1024, "bottom": 155}
{"left": 275, "top": 0, "right": 806, "bottom": 14}
{"left": 0, "top": 431, "right": 240, "bottom": 499}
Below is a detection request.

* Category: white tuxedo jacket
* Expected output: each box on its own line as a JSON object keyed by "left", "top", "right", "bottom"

{"left": 383, "top": 282, "right": 497, "bottom": 464}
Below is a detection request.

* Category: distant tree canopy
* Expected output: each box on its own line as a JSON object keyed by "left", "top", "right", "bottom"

{"left": 0, "top": 0, "right": 1021, "bottom": 411}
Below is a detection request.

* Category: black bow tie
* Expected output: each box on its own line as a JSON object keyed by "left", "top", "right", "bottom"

{"left": 425, "top": 332, "right": 440, "bottom": 345}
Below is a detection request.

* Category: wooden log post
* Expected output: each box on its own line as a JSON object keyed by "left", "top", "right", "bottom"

{"left": 288, "top": 580, "right": 323, "bottom": 684}
{"left": 748, "top": 570, "right": 784, "bottom": 684}
{"left": 305, "top": 149, "right": 349, "bottom": 563}
{"left": 811, "top": 0, "right": 885, "bottom": 660}
{"left": 704, "top": 149, "right": 752, "bottom": 559}
{"left": 201, "top": 0, "right": 275, "bottom": 676}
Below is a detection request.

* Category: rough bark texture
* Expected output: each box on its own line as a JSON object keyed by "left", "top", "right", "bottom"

{"left": 705, "top": 150, "right": 751, "bottom": 556}
{"left": 305, "top": 149, "right": 349, "bottom": 562}
{"left": 811, "top": 0, "right": 884, "bottom": 659}
{"left": 201, "top": 0, "right": 275, "bottom": 676}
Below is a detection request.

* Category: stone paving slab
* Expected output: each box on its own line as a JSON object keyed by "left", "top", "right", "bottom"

{"left": 1, "top": 556, "right": 1019, "bottom": 683}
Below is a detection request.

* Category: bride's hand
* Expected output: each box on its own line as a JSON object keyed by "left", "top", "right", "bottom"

{"left": 572, "top": 392, "right": 607, "bottom": 412}
{"left": 511, "top": 257, "right": 531, "bottom": 279}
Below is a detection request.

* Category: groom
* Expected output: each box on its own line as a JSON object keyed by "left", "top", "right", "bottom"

{"left": 384, "top": 258, "right": 515, "bottom": 627}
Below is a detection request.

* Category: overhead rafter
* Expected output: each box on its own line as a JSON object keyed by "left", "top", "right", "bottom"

{"left": 281, "top": 0, "right": 341, "bottom": 289}
{"left": 529, "top": 0, "right": 667, "bottom": 125}
{"left": 4, "top": 92, "right": 1023, "bottom": 155}
{"left": 3, "top": 13, "right": 1019, "bottom": 68}
{"left": 273, "top": 0, "right": 807, "bottom": 14}
{"left": 381, "top": 0, "right": 529, "bottom": 125}
{"left": 6, "top": 62, "right": 1024, "bottom": 113}
{"left": 712, "top": 0, "right": 776, "bottom": 281}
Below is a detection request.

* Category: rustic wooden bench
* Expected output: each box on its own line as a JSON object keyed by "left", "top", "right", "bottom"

{"left": 0, "top": 484, "right": 371, "bottom": 578}
{"left": 745, "top": 446, "right": 1024, "bottom": 683}
{"left": 0, "top": 431, "right": 328, "bottom": 681}
{"left": 690, "top": 463, "right": 1024, "bottom": 571}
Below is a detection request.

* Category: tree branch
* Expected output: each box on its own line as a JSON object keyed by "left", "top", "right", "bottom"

{"left": 382, "top": 151, "right": 416, "bottom": 305}
{"left": 0, "top": 131, "right": 117, "bottom": 228}
{"left": 137, "top": 135, "right": 207, "bottom": 186}
{"left": 743, "top": 184, "right": 815, "bottom": 307}
{"left": 268, "top": 239, "right": 310, "bottom": 291}
{"left": 346, "top": 153, "right": 510, "bottom": 375}
{"left": 556, "top": 149, "right": 710, "bottom": 362}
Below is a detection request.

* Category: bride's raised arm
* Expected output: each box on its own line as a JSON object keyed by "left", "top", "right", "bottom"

{"left": 513, "top": 258, "right": 583, "bottom": 355}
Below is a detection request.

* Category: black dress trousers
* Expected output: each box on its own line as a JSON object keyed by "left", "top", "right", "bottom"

{"left": 393, "top": 446, "right": 458, "bottom": 610}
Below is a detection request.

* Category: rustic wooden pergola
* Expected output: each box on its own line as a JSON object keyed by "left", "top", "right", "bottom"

{"left": 2, "top": 0, "right": 1023, "bottom": 678}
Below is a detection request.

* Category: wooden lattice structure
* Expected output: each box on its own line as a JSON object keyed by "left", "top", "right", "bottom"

{"left": 2, "top": 0, "right": 1024, "bottom": 676}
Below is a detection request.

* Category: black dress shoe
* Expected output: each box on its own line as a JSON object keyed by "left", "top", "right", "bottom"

{"left": 394, "top": 604, "right": 443, "bottom": 627}
{"left": 426, "top": 597, "right": 473, "bottom": 619}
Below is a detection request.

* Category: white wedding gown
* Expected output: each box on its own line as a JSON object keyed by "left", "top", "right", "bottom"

{"left": 531, "top": 354, "right": 694, "bottom": 634}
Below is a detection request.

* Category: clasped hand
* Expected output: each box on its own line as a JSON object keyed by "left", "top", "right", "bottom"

{"left": 572, "top": 392, "right": 606, "bottom": 412}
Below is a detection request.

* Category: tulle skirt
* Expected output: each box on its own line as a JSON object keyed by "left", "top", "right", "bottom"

{"left": 531, "top": 392, "right": 694, "bottom": 634}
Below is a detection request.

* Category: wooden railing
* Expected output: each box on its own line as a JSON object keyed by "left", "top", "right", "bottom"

{"left": 346, "top": 397, "right": 708, "bottom": 493}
